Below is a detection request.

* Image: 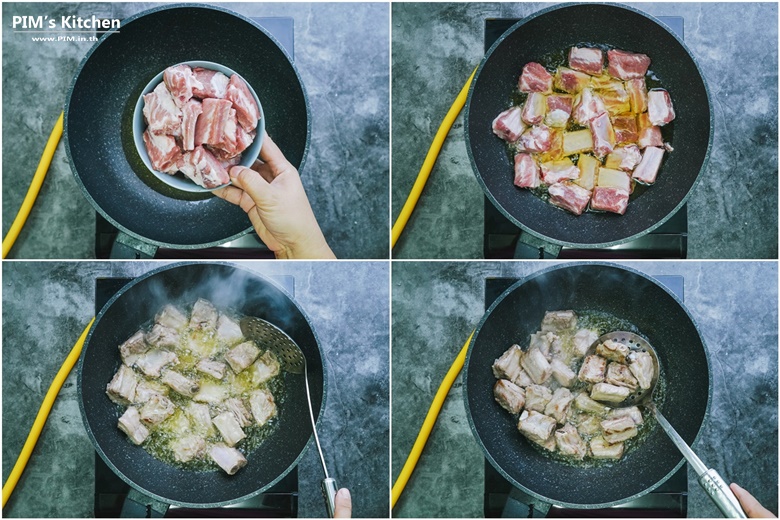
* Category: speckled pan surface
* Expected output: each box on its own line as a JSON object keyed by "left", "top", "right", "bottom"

{"left": 463, "top": 262, "right": 712, "bottom": 508}
{"left": 65, "top": 4, "right": 311, "bottom": 249}
{"left": 466, "top": 3, "right": 713, "bottom": 248}
{"left": 77, "top": 262, "right": 326, "bottom": 507}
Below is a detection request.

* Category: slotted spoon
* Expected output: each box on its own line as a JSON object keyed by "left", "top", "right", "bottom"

{"left": 588, "top": 332, "right": 746, "bottom": 518}
{"left": 240, "top": 316, "right": 338, "bottom": 517}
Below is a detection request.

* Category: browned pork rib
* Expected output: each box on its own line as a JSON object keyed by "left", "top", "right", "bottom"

{"left": 521, "top": 347, "right": 552, "bottom": 385}
{"left": 161, "top": 369, "right": 200, "bottom": 398}
{"left": 525, "top": 384, "right": 553, "bottom": 413}
{"left": 119, "top": 331, "right": 149, "bottom": 367}
{"left": 545, "top": 388, "right": 574, "bottom": 424}
{"left": 578, "top": 355, "right": 607, "bottom": 384}
{"left": 118, "top": 407, "right": 149, "bottom": 445}
{"left": 225, "top": 341, "right": 261, "bottom": 374}
{"left": 555, "top": 423, "right": 587, "bottom": 460}
{"left": 139, "top": 394, "right": 175, "bottom": 425}
{"left": 106, "top": 364, "right": 138, "bottom": 405}
{"left": 249, "top": 389, "right": 278, "bottom": 426}
{"left": 209, "top": 444, "right": 247, "bottom": 475}
{"left": 517, "top": 410, "right": 556, "bottom": 450}
{"left": 134, "top": 349, "right": 178, "bottom": 378}
{"left": 591, "top": 382, "right": 630, "bottom": 403}
{"left": 493, "top": 379, "right": 526, "bottom": 414}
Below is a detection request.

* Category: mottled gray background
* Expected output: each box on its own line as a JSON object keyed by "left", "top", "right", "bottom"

{"left": 391, "top": 3, "right": 778, "bottom": 259}
{"left": 392, "top": 261, "right": 778, "bottom": 517}
{"left": 2, "top": 261, "right": 389, "bottom": 517}
{"left": 2, "top": 2, "right": 389, "bottom": 259}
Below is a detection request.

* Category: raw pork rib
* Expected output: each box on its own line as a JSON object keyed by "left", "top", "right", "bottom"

{"left": 548, "top": 182, "right": 591, "bottom": 216}
{"left": 607, "top": 49, "right": 651, "bottom": 80}
{"left": 518, "top": 62, "right": 553, "bottom": 93}
{"left": 591, "top": 187, "right": 630, "bottom": 215}
{"left": 195, "top": 98, "right": 233, "bottom": 147}
{"left": 568, "top": 47, "right": 603, "bottom": 76}
{"left": 179, "top": 146, "right": 231, "bottom": 189}
{"left": 192, "top": 68, "right": 230, "bottom": 99}
{"left": 514, "top": 153, "right": 540, "bottom": 188}
{"left": 647, "top": 89, "right": 676, "bottom": 126}
{"left": 143, "top": 131, "right": 182, "bottom": 175}
{"left": 633, "top": 147, "right": 665, "bottom": 185}
{"left": 226, "top": 74, "right": 261, "bottom": 132}
{"left": 143, "top": 83, "right": 182, "bottom": 136}
{"left": 492, "top": 106, "right": 526, "bottom": 142}
{"left": 164, "top": 64, "right": 204, "bottom": 108}
{"left": 589, "top": 112, "right": 616, "bottom": 158}
{"left": 181, "top": 100, "right": 203, "bottom": 152}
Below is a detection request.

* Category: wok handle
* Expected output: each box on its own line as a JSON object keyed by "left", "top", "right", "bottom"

{"left": 120, "top": 488, "right": 169, "bottom": 518}
{"left": 514, "top": 232, "right": 561, "bottom": 259}
{"left": 110, "top": 232, "right": 158, "bottom": 259}
{"left": 322, "top": 477, "right": 338, "bottom": 517}
{"left": 699, "top": 469, "right": 747, "bottom": 518}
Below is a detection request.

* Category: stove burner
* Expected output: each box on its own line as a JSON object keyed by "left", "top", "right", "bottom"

{"left": 93, "top": 274, "right": 298, "bottom": 517}
{"left": 482, "top": 17, "right": 688, "bottom": 260}
{"left": 96, "top": 15, "right": 295, "bottom": 259}
{"left": 482, "top": 274, "right": 687, "bottom": 517}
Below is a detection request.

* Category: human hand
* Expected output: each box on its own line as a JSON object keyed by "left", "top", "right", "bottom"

{"left": 334, "top": 488, "right": 352, "bottom": 518}
{"left": 214, "top": 133, "right": 336, "bottom": 259}
{"left": 730, "top": 483, "right": 776, "bottom": 518}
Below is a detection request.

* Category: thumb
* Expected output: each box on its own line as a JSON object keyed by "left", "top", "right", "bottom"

{"left": 229, "top": 166, "right": 271, "bottom": 203}
{"left": 333, "top": 488, "right": 352, "bottom": 518}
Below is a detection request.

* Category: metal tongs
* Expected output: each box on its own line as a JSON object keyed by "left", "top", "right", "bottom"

{"left": 588, "top": 332, "right": 747, "bottom": 518}
{"left": 240, "top": 317, "right": 339, "bottom": 517}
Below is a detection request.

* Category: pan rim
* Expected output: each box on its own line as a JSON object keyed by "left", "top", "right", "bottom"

{"left": 64, "top": 3, "right": 312, "bottom": 250}
{"left": 77, "top": 261, "right": 327, "bottom": 508}
{"left": 462, "top": 261, "right": 713, "bottom": 509}
{"left": 464, "top": 2, "right": 714, "bottom": 249}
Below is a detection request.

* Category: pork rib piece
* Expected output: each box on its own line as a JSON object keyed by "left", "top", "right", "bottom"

{"left": 608, "top": 406, "right": 644, "bottom": 425}
{"left": 226, "top": 74, "right": 261, "bottom": 132}
{"left": 249, "top": 351, "right": 281, "bottom": 386}
{"left": 542, "top": 311, "right": 577, "bottom": 332}
{"left": 161, "top": 369, "right": 200, "bottom": 397}
{"left": 119, "top": 330, "right": 149, "bottom": 367}
{"left": 590, "top": 436, "right": 624, "bottom": 459}
{"left": 155, "top": 305, "right": 188, "bottom": 331}
{"left": 181, "top": 99, "right": 203, "bottom": 152}
{"left": 133, "top": 379, "right": 167, "bottom": 404}
{"left": 578, "top": 355, "right": 607, "bottom": 384}
{"left": 224, "top": 397, "right": 253, "bottom": 428}
{"left": 493, "top": 379, "right": 525, "bottom": 414}
{"left": 525, "top": 384, "right": 553, "bottom": 412}
{"left": 492, "top": 106, "right": 526, "bottom": 142}
{"left": 216, "top": 315, "right": 244, "bottom": 346}
{"left": 574, "top": 391, "right": 610, "bottom": 415}
{"left": 179, "top": 146, "right": 231, "bottom": 189}
{"left": 106, "top": 364, "right": 139, "bottom": 405}
{"left": 551, "top": 359, "right": 576, "bottom": 387}
{"left": 519, "top": 125, "right": 553, "bottom": 154}
{"left": 118, "top": 407, "right": 150, "bottom": 445}
{"left": 555, "top": 423, "right": 587, "bottom": 460}
{"left": 545, "top": 94, "right": 573, "bottom": 128}
{"left": 196, "top": 358, "right": 227, "bottom": 379}
{"left": 492, "top": 344, "right": 525, "bottom": 382}
{"left": 192, "top": 68, "right": 230, "bottom": 99}
{"left": 626, "top": 78, "right": 648, "bottom": 113}
{"left": 633, "top": 146, "right": 665, "bottom": 185}
{"left": 554, "top": 67, "right": 591, "bottom": 94}
{"left": 548, "top": 182, "right": 591, "bottom": 216}
{"left": 545, "top": 387, "right": 574, "bottom": 424}
{"left": 194, "top": 98, "right": 233, "bottom": 148}
{"left": 146, "top": 323, "right": 180, "bottom": 349}
{"left": 572, "top": 329, "right": 599, "bottom": 358}
{"left": 139, "top": 394, "right": 175, "bottom": 425}
{"left": 189, "top": 298, "right": 218, "bottom": 330}
{"left": 596, "top": 340, "right": 629, "bottom": 363}
{"left": 517, "top": 410, "right": 556, "bottom": 450}
{"left": 601, "top": 416, "right": 638, "bottom": 443}
{"left": 225, "top": 341, "right": 261, "bottom": 374}
{"left": 627, "top": 351, "right": 654, "bottom": 389}
{"left": 135, "top": 349, "right": 178, "bottom": 378}
{"left": 143, "top": 130, "right": 181, "bottom": 174}
{"left": 540, "top": 159, "right": 579, "bottom": 185}
{"left": 210, "top": 443, "right": 248, "bottom": 475}
{"left": 213, "top": 411, "right": 247, "bottom": 447}
{"left": 569, "top": 47, "right": 603, "bottom": 76}
{"left": 235, "top": 126, "right": 256, "bottom": 156}
{"left": 637, "top": 113, "right": 663, "bottom": 149}
{"left": 572, "top": 88, "right": 607, "bottom": 126}
{"left": 514, "top": 153, "right": 541, "bottom": 189}
{"left": 529, "top": 331, "right": 559, "bottom": 359}
{"left": 170, "top": 435, "right": 206, "bottom": 463}
{"left": 212, "top": 108, "right": 239, "bottom": 158}
{"left": 249, "top": 388, "right": 278, "bottom": 426}
{"left": 591, "top": 382, "right": 630, "bottom": 403}
{"left": 143, "top": 82, "right": 182, "bottom": 136}
{"left": 648, "top": 89, "right": 676, "bottom": 126}
{"left": 521, "top": 347, "right": 552, "bottom": 385}
{"left": 591, "top": 187, "right": 630, "bottom": 215}
{"left": 164, "top": 65, "right": 204, "bottom": 108}
{"left": 607, "top": 49, "right": 651, "bottom": 80}
{"left": 518, "top": 62, "right": 553, "bottom": 93}
{"left": 606, "top": 144, "right": 642, "bottom": 172}
{"left": 522, "top": 93, "right": 547, "bottom": 125}
{"left": 612, "top": 116, "right": 638, "bottom": 145}
{"left": 589, "top": 112, "right": 616, "bottom": 159}
{"left": 606, "top": 362, "right": 639, "bottom": 390}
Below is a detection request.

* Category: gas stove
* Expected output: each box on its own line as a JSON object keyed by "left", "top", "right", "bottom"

{"left": 93, "top": 274, "right": 298, "bottom": 517}
{"left": 482, "top": 274, "right": 687, "bottom": 517}
{"left": 483, "top": 16, "right": 688, "bottom": 259}
{"left": 95, "top": 16, "right": 295, "bottom": 259}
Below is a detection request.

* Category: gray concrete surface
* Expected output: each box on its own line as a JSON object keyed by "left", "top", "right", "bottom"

{"left": 391, "top": 3, "right": 778, "bottom": 259}
{"left": 392, "top": 261, "right": 778, "bottom": 517}
{"left": 2, "top": 2, "right": 390, "bottom": 259}
{"left": 2, "top": 261, "right": 390, "bottom": 517}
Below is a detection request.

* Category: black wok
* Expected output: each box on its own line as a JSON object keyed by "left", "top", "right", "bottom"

{"left": 464, "top": 263, "right": 711, "bottom": 508}
{"left": 77, "top": 262, "right": 325, "bottom": 509}
{"left": 466, "top": 4, "right": 712, "bottom": 249}
{"left": 65, "top": 4, "right": 311, "bottom": 250}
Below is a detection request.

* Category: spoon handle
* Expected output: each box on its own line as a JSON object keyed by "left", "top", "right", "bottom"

{"left": 653, "top": 408, "right": 746, "bottom": 518}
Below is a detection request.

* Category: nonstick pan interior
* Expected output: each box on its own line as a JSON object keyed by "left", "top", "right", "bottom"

{"left": 78, "top": 263, "right": 324, "bottom": 507}
{"left": 464, "top": 263, "right": 711, "bottom": 508}
{"left": 65, "top": 4, "right": 310, "bottom": 249}
{"left": 466, "top": 4, "right": 712, "bottom": 248}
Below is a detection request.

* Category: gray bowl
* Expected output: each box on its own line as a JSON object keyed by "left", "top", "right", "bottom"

{"left": 133, "top": 60, "right": 265, "bottom": 193}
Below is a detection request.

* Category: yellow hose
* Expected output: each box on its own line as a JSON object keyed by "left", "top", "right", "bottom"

{"left": 2, "top": 317, "right": 95, "bottom": 508}
{"left": 2, "top": 111, "right": 64, "bottom": 259}
{"left": 391, "top": 331, "right": 474, "bottom": 508}
{"left": 391, "top": 68, "right": 477, "bottom": 249}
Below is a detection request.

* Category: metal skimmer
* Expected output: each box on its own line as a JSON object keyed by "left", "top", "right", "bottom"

{"left": 588, "top": 332, "right": 746, "bottom": 518}
{"left": 240, "top": 317, "right": 338, "bottom": 517}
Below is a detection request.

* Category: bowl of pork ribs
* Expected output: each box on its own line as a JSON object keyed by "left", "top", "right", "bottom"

{"left": 133, "top": 61, "right": 265, "bottom": 193}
